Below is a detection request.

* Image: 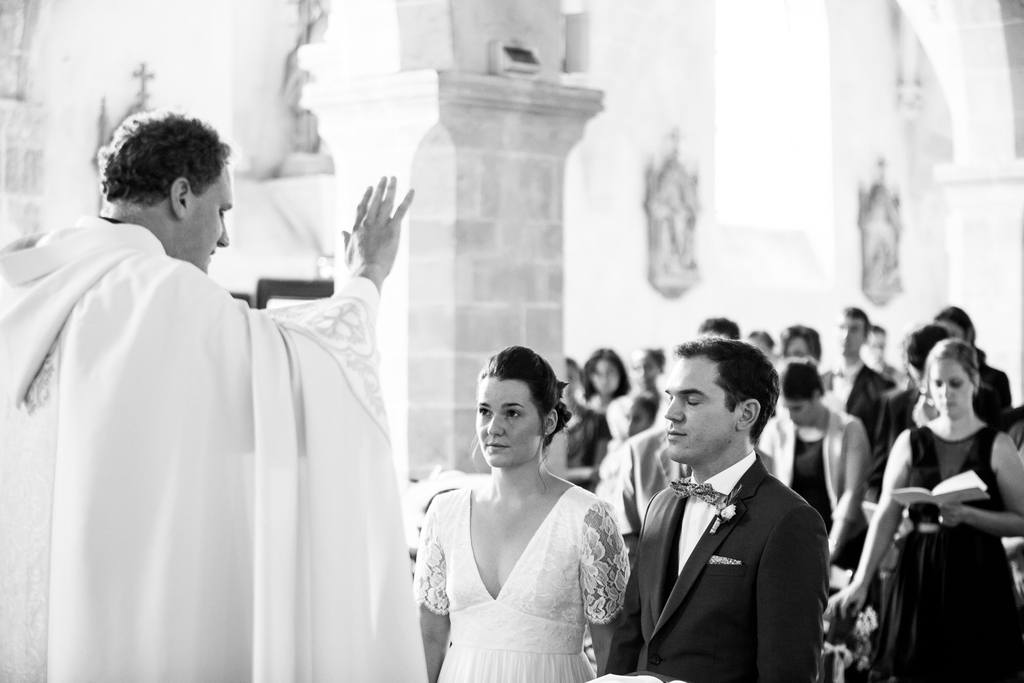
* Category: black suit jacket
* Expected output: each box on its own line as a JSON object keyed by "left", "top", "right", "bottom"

{"left": 980, "top": 361, "right": 1012, "bottom": 410}
{"left": 867, "top": 384, "right": 1003, "bottom": 496}
{"left": 603, "top": 456, "right": 828, "bottom": 683}
{"left": 821, "top": 366, "right": 893, "bottom": 449}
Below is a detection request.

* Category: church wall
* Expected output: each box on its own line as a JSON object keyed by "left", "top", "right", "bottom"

{"left": 22, "top": 0, "right": 300, "bottom": 240}
{"left": 28, "top": 0, "right": 234, "bottom": 233}
{"left": 563, "top": 0, "right": 954, "bottom": 379}
{"left": 232, "top": 0, "right": 297, "bottom": 180}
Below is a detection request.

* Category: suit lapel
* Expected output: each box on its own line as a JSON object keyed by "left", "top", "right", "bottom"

{"left": 652, "top": 458, "right": 769, "bottom": 636}
{"left": 649, "top": 494, "right": 687, "bottom": 614}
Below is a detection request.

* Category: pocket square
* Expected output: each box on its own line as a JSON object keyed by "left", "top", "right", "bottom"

{"left": 708, "top": 555, "right": 742, "bottom": 566}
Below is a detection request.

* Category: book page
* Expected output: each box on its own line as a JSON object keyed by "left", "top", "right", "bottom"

{"left": 892, "top": 470, "right": 990, "bottom": 507}
{"left": 931, "top": 469, "right": 987, "bottom": 497}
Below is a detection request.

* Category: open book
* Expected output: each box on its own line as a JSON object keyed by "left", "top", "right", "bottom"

{"left": 891, "top": 469, "right": 990, "bottom": 507}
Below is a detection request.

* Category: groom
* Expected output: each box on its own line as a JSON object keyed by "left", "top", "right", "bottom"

{"left": 601, "top": 338, "right": 828, "bottom": 683}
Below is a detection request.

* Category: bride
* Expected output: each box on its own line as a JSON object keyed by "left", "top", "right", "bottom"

{"left": 414, "top": 345, "right": 630, "bottom": 683}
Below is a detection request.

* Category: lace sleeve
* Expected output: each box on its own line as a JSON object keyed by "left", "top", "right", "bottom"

{"left": 579, "top": 500, "right": 630, "bottom": 624}
{"left": 413, "top": 499, "right": 450, "bottom": 615}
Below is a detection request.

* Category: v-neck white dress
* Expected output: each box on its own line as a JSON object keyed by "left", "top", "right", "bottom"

{"left": 414, "top": 486, "right": 629, "bottom": 683}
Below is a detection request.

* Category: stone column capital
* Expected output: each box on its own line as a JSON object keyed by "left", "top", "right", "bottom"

{"left": 299, "top": 62, "right": 603, "bottom": 157}
{"left": 437, "top": 71, "right": 602, "bottom": 121}
{"left": 437, "top": 72, "right": 601, "bottom": 155}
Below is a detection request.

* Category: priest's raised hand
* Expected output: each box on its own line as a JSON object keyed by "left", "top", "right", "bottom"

{"left": 344, "top": 175, "right": 414, "bottom": 292}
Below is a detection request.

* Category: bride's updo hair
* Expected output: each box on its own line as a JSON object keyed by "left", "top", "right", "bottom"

{"left": 479, "top": 346, "right": 573, "bottom": 447}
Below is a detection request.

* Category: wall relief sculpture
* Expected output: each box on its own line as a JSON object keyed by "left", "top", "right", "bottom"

{"left": 858, "top": 159, "right": 903, "bottom": 306}
{"left": 645, "top": 129, "right": 700, "bottom": 299}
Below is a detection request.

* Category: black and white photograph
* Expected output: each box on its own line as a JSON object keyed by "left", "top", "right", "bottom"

{"left": 2, "top": 1, "right": 1024, "bottom": 682}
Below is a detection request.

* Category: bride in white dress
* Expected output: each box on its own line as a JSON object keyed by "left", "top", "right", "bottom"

{"left": 414, "top": 345, "right": 630, "bottom": 683}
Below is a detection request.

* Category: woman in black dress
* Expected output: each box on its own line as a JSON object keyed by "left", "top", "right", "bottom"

{"left": 830, "top": 339, "right": 1024, "bottom": 682}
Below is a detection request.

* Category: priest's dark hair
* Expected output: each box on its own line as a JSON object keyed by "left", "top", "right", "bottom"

{"left": 479, "top": 346, "right": 573, "bottom": 447}
{"left": 674, "top": 337, "right": 780, "bottom": 441}
{"left": 97, "top": 110, "right": 232, "bottom": 206}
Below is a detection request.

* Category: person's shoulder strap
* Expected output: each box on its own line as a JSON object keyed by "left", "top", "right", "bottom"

{"left": 971, "top": 425, "right": 1000, "bottom": 468}
{"left": 907, "top": 426, "right": 934, "bottom": 468}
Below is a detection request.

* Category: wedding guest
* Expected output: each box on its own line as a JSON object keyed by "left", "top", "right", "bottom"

{"left": 934, "top": 305, "right": 1012, "bottom": 409}
{"left": 625, "top": 392, "right": 660, "bottom": 438}
{"left": 780, "top": 324, "right": 822, "bottom": 362}
{"left": 821, "top": 307, "right": 893, "bottom": 449}
{"left": 868, "top": 324, "right": 1002, "bottom": 501}
{"left": 628, "top": 348, "right": 667, "bottom": 395}
{"left": 698, "top": 317, "right": 741, "bottom": 340}
{"left": 863, "top": 324, "right": 906, "bottom": 388}
{"left": 746, "top": 330, "right": 776, "bottom": 361}
{"left": 596, "top": 425, "right": 677, "bottom": 565}
{"left": 608, "top": 348, "right": 666, "bottom": 452}
{"left": 583, "top": 348, "right": 631, "bottom": 412}
{"left": 831, "top": 339, "right": 1024, "bottom": 682}
{"left": 1001, "top": 406, "right": 1024, "bottom": 452}
{"left": 565, "top": 358, "right": 585, "bottom": 407}
{"left": 760, "top": 359, "right": 871, "bottom": 569}
{"left": 562, "top": 349, "right": 625, "bottom": 489}
{"left": 415, "top": 346, "right": 630, "bottom": 683}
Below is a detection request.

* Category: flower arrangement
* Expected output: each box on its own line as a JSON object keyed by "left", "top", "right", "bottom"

{"left": 825, "top": 605, "right": 879, "bottom": 678}
{"left": 709, "top": 484, "right": 742, "bottom": 535}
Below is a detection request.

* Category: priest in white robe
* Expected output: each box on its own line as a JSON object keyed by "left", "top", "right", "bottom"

{"left": 0, "top": 110, "right": 427, "bottom": 683}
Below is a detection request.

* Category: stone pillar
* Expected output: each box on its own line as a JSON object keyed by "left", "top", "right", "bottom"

{"left": 301, "top": 61, "right": 601, "bottom": 478}
{"left": 421, "top": 72, "right": 601, "bottom": 476}
{"left": 936, "top": 162, "right": 1024, "bottom": 404}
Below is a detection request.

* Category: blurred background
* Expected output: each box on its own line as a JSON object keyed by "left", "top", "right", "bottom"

{"left": 2, "top": 0, "right": 1020, "bottom": 479}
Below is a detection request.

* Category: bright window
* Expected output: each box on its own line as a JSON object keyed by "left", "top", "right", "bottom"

{"left": 714, "top": 0, "right": 833, "bottom": 232}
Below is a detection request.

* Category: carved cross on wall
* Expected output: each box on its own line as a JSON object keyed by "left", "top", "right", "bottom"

{"left": 132, "top": 62, "right": 155, "bottom": 111}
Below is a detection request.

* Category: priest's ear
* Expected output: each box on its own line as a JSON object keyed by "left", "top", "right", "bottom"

{"left": 735, "top": 398, "right": 761, "bottom": 434}
{"left": 169, "top": 177, "right": 192, "bottom": 219}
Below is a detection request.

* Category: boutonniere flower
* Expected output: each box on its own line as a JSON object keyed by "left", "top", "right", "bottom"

{"left": 709, "top": 484, "right": 742, "bottom": 534}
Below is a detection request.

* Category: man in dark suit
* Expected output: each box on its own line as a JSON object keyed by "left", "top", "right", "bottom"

{"left": 602, "top": 338, "right": 829, "bottom": 683}
{"left": 820, "top": 307, "right": 894, "bottom": 448}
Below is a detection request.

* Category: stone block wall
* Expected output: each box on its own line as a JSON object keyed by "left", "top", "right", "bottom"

{"left": 402, "top": 73, "right": 598, "bottom": 477}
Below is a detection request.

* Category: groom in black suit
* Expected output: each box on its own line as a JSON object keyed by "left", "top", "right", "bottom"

{"left": 602, "top": 338, "right": 828, "bottom": 683}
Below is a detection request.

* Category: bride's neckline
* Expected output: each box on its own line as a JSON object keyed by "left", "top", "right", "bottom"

{"left": 467, "top": 487, "right": 573, "bottom": 601}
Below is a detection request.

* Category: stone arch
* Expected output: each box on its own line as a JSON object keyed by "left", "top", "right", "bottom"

{"left": 896, "top": 0, "right": 1021, "bottom": 163}
{"left": 893, "top": 1, "right": 1024, "bottom": 402}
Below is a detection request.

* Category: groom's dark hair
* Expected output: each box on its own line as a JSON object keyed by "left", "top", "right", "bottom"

{"left": 673, "top": 337, "right": 779, "bottom": 440}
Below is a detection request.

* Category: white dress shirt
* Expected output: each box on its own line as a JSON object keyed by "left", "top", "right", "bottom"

{"left": 828, "top": 359, "right": 864, "bottom": 411}
{"left": 678, "top": 451, "right": 756, "bottom": 574}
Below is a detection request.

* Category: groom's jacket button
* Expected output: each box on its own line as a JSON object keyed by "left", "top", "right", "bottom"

{"left": 649, "top": 654, "right": 662, "bottom": 665}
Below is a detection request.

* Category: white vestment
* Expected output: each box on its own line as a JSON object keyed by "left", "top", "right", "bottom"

{"left": 0, "top": 218, "right": 427, "bottom": 683}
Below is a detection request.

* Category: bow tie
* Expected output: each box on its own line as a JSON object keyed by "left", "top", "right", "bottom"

{"left": 669, "top": 479, "right": 722, "bottom": 506}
